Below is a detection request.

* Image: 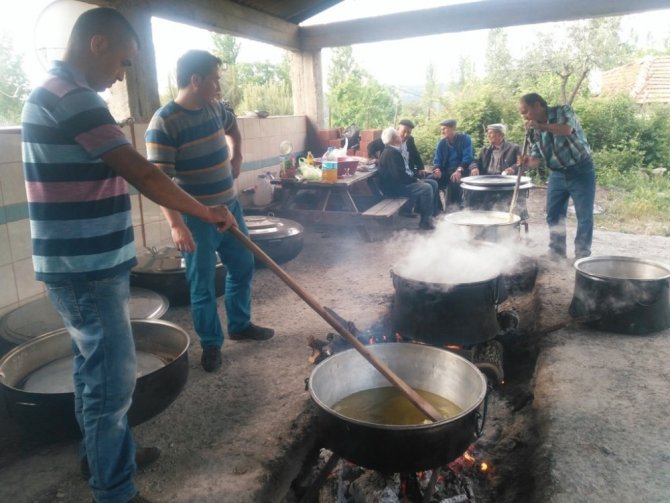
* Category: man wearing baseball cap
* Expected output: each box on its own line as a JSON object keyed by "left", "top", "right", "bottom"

{"left": 469, "top": 123, "right": 522, "bottom": 176}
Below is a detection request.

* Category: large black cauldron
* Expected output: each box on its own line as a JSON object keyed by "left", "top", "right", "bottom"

{"left": 245, "top": 215, "right": 304, "bottom": 266}
{"left": 0, "top": 320, "right": 189, "bottom": 439}
{"left": 569, "top": 256, "right": 670, "bottom": 334}
{"left": 391, "top": 267, "right": 508, "bottom": 346}
{"left": 309, "top": 343, "right": 487, "bottom": 472}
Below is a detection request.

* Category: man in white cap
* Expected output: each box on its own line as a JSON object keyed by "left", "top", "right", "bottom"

{"left": 469, "top": 124, "right": 522, "bottom": 176}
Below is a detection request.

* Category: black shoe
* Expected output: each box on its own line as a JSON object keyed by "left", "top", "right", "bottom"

{"left": 229, "top": 323, "right": 275, "bottom": 341}
{"left": 82, "top": 446, "right": 161, "bottom": 480}
{"left": 419, "top": 220, "right": 435, "bottom": 230}
{"left": 201, "top": 346, "right": 222, "bottom": 372}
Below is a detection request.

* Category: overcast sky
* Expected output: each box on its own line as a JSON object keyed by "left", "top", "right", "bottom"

{"left": 3, "top": 0, "right": 670, "bottom": 92}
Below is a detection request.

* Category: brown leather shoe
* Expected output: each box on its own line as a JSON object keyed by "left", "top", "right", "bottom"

{"left": 81, "top": 446, "right": 161, "bottom": 480}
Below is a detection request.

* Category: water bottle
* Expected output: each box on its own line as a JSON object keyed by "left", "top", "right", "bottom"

{"left": 321, "top": 148, "right": 338, "bottom": 183}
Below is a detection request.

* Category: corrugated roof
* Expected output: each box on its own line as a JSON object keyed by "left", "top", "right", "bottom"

{"left": 600, "top": 56, "right": 670, "bottom": 104}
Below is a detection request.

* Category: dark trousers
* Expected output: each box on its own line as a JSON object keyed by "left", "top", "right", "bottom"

{"left": 546, "top": 157, "right": 596, "bottom": 258}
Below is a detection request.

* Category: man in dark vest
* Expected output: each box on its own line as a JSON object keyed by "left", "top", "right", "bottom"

{"left": 469, "top": 123, "right": 522, "bottom": 176}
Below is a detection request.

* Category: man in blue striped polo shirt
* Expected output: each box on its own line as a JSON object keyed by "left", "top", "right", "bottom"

{"left": 519, "top": 93, "right": 596, "bottom": 261}
{"left": 145, "top": 50, "right": 274, "bottom": 374}
{"left": 21, "top": 9, "right": 235, "bottom": 503}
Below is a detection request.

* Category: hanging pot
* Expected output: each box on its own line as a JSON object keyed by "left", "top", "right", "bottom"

{"left": 245, "top": 215, "right": 304, "bottom": 266}
{"left": 130, "top": 247, "right": 226, "bottom": 306}
{"left": 0, "top": 319, "right": 190, "bottom": 439}
{"left": 569, "top": 256, "right": 670, "bottom": 334}
{"left": 308, "top": 343, "right": 488, "bottom": 472}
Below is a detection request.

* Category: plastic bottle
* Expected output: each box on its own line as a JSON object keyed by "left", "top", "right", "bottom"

{"left": 306, "top": 151, "right": 314, "bottom": 165}
{"left": 321, "top": 147, "right": 338, "bottom": 183}
{"left": 253, "top": 173, "right": 274, "bottom": 206}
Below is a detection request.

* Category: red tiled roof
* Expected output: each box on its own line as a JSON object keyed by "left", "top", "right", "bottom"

{"left": 600, "top": 56, "right": 670, "bottom": 104}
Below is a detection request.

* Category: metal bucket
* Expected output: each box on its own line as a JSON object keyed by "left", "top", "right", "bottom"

{"left": 308, "top": 343, "right": 487, "bottom": 472}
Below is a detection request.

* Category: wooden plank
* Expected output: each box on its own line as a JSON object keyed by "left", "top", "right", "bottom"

{"left": 362, "top": 198, "right": 408, "bottom": 218}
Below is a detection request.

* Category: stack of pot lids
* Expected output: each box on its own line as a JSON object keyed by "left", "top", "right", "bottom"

{"left": 245, "top": 215, "right": 303, "bottom": 239}
{"left": 462, "top": 174, "right": 533, "bottom": 190}
{"left": 133, "top": 246, "right": 224, "bottom": 274}
{"left": 0, "top": 287, "right": 169, "bottom": 346}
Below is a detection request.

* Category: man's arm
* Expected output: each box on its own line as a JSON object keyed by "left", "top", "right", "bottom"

{"left": 226, "top": 117, "right": 243, "bottom": 179}
{"left": 101, "top": 145, "right": 235, "bottom": 230}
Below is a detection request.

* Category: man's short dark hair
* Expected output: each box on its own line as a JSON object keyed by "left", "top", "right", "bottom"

{"left": 176, "top": 50, "right": 222, "bottom": 88}
{"left": 69, "top": 7, "right": 140, "bottom": 50}
{"left": 520, "top": 93, "right": 548, "bottom": 109}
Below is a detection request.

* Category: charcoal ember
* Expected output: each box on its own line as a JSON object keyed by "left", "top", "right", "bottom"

{"left": 349, "top": 471, "right": 400, "bottom": 503}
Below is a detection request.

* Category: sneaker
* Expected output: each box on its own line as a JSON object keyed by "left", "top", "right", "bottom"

{"left": 201, "top": 346, "right": 222, "bottom": 372}
{"left": 81, "top": 446, "right": 161, "bottom": 480}
{"left": 229, "top": 323, "right": 275, "bottom": 341}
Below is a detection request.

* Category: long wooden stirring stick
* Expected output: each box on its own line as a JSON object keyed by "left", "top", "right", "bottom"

{"left": 509, "top": 129, "right": 532, "bottom": 221}
{"left": 228, "top": 226, "right": 444, "bottom": 422}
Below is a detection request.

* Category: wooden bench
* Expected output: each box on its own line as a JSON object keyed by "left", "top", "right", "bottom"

{"left": 358, "top": 197, "right": 409, "bottom": 241}
{"left": 361, "top": 197, "right": 409, "bottom": 218}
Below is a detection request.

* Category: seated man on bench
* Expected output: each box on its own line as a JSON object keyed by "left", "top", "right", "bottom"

{"left": 378, "top": 127, "right": 436, "bottom": 230}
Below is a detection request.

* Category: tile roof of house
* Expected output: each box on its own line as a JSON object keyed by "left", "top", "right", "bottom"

{"left": 600, "top": 56, "right": 670, "bottom": 104}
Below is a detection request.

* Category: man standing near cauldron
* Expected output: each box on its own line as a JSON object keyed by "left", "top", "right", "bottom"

{"left": 145, "top": 50, "right": 275, "bottom": 374}
{"left": 518, "top": 93, "right": 596, "bottom": 260}
{"left": 21, "top": 8, "right": 236, "bottom": 503}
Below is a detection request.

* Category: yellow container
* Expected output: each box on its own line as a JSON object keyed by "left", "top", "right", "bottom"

{"left": 321, "top": 161, "right": 338, "bottom": 183}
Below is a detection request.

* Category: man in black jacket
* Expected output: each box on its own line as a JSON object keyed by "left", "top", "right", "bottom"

{"left": 377, "top": 127, "right": 435, "bottom": 230}
{"left": 368, "top": 119, "right": 442, "bottom": 213}
{"left": 469, "top": 123, "right": 522, "bottom": 176}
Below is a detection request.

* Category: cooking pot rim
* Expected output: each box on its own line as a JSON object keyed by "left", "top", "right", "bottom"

{"left": 0, "top": 319, "right": 190, "bottom": 393}
{"left": 390, "top": 266, "right": 501, "bottom": 289}
{"left": 574, "top": 255, "right": 670, "bottom": 281}
{"left": 308, "top": 344, "right": 487, "bottom": 430}
{"left": 443, "top": 210, "right": 521, "bottom": 226}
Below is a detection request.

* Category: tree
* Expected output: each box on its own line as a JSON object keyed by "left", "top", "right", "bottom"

{"left": 484, "top": 28, "right": 514, "bottom": 86}
{"left": 518, "top": 17, "right": 633, "bottom": 105}
{"left": 0, "top": 37, "right": 29, "bottom": 126}
{"left": 326, "top": 46, "right": 397, "bottom": 128}
{"left": 212, "top": 33, "right": 243, "bottom": 109}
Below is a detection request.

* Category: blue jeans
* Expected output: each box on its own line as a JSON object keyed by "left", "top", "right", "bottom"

{"left": 46, "top": 273, "right": 137, "bottom": 503}
{"left": 546, "top": 157, "right": 596, "bottom": 258}
{"left": 183, "top": 199, "right": 254, "bottom": 348}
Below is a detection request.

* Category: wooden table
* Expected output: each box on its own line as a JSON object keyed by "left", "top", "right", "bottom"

{"left": 270, "top": 168, "right": 407, "bottom": 239}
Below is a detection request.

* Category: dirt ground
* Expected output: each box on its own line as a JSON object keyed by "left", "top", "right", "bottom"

{"left": 1, "top": 186, "right": 669, "bottom": 502}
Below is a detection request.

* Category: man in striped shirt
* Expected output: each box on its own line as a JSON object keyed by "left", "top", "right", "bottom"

{"left": 21, "top": 9, "right": 235, "bottom": 503}
{"left": 145, "top": 50, "right": 274, "bottom": 374}
{"left": 519, "top": 93, "right": 596, "bottom": 261}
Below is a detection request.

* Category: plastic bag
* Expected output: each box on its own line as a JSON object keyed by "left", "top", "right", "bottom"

{"left": 299, "top": 159, "right": 322, "bottom": 181}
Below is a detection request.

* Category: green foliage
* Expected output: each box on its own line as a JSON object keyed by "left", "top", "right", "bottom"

{"left": 0, "top": 37, "right": 29, "bottom": 126}
{"left": 326, "top": 46, "right": 397, "bottom": 129}
{"left": 329, "top": 74, "right": 396, "bottom": 128}
{"left": 239, "top": 83, "right": 293, "bottom": 115}
{"left": 211, "top": 33, "right": 291, "bottom": 115}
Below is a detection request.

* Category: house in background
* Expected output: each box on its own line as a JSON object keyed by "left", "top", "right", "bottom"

{"left": 598, "top": 55, "right": 670, "bottom": 104}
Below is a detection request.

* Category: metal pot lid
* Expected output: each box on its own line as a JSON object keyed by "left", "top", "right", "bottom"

{"left": 133, "top": 246, "right": 223, "bottom": 274}
{"left": 444, "top": 210, "right": 520, "bottom": 226}
{"left": 245, "top": 215, "right": 303, "bottom": 239}
{"left": 0, "top": 287, "right": 169, "bottom": 345}
{"left": 462, "top": 174, "right": 531, "bottom": 187}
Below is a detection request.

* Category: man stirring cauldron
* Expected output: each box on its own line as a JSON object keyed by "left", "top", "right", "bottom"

{"left": 518, "top": 93, "right": 596, "bottom": 261}
{"left": 21, "top": 8, "right": 235, "bottom": 503}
